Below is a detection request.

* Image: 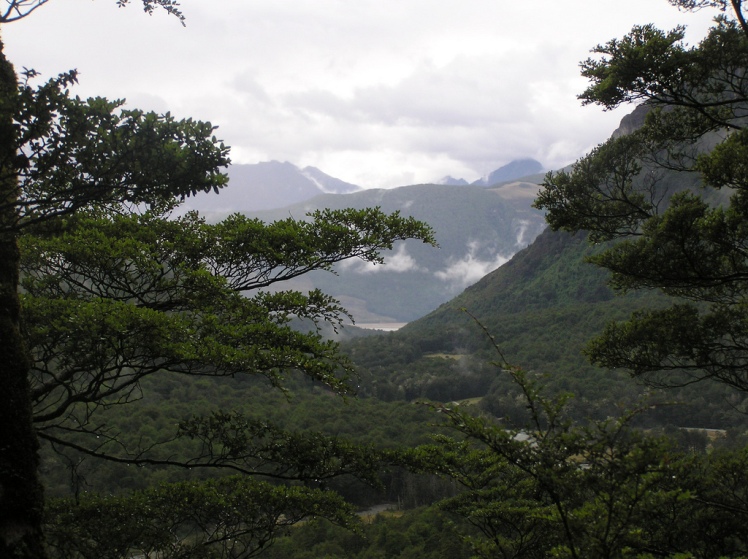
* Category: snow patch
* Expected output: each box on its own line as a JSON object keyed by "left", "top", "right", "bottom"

{"left": 300, "top": 169, "right": 334, "bottom": 194}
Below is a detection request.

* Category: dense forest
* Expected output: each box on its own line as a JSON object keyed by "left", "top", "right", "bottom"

{"left": 4, "top": 1, "right": 748, "bottom": 558}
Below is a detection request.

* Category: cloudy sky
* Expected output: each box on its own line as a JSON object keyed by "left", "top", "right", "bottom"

{"left": 4, "top": 0, "right": 718, "bottom": 188}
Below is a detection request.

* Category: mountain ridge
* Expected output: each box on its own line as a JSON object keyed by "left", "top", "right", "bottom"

{"left": 437, "top": 158, "right": 545, "bottom": 188}
{"left": 181, "top": 160, "right": 362, "bottom": 214}
{"left": 246, "top": 182, "right": 548, "bottom": 322}
{"left": 181, "top": 158, "right": 548, "bottom": 214}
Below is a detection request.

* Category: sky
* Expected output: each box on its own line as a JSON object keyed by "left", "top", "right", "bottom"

{"left": 3, "top": 0, "right": 719, "bottom": 189}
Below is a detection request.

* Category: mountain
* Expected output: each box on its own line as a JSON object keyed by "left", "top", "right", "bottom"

{"left": 246, "top": 183, "right": 548, "bottom": 323}
{"left": 436, "top": 158, "right": 545, "bottom": 188}
{"left": 340, "top": 113, "right": 747, "bottom": 429}
{"left": 298, "top": 165, "right": 362, "bottom": 195}
{"left": 398, "top": 227, "right": 623, "bottom": 358}
{"left": 472, "top": 158, "right": 545, "bottom": 186}
{"left": 346, "top": 224, "right": 746, "bottom": 428}
{"left": 382, "top": 142, "right": 700, "bottom": 387}
{"left": 181, "top": 161, "right": 361, "bottom": 214}
{"left": 436, "top": 176, "right": 470, "bottom": 186}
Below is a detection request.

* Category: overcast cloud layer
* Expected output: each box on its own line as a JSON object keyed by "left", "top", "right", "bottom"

{"left": 4, "top": 0, "right": 717, "bottom": 188}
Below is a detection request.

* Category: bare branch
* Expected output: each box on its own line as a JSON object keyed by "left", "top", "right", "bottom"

{"left": 1, "top": 0, "right": 50, "bottom": 23}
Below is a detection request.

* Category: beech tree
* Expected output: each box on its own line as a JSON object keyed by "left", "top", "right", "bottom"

{"left": 0, "top": 2, "right": 436, "bottom": 557}
{"left": 404, "top": 347, "right": 748, "bottom": 558}
{"left": 406, "top": 5, "right": 748, "bottom": 556}
{"left": 534, "top": 0, "right": 748, "bottom": 393}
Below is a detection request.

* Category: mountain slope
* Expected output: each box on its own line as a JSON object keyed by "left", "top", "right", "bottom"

{"left": 182, "top": 161, "right": 361, "bottom": 214}
{"left": 397, "top": 227, "right": 631, "bottom": 369}
{"left": 340, "top": 117, "right": 748, "bottom": 427}
{"left": 472, "top": 158, "right": 544, "bottom": 186}
{"left": 345, "top": 226, "right": 748, "bottom": 429}
{"left": 248, "top": 183, "right": 547, "bottom": 322}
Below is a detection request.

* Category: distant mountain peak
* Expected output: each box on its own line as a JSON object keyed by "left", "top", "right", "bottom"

{"left": 437, "top": 175, "right": 470, "bottom": 186}
{"left": 300, "top": 166, "right": 362, "bottom": 195}
{"left": 473, "top": 158, "right": 544, "bottom": 187}
{"left": 180, "top": 160, "right": 361, "bottom": 214}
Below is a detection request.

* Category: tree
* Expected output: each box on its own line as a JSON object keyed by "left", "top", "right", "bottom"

{"left": 401, "top": 5, "right": 748, "bottom": 554}
{"left": 0, "top": 2, "right": 436, "bottom": 557}
{"left": 43, "top": 476, "right": 363, "bottom": 559}
{"left": 402, "top": 321, "right": 748, "bottom": 558}
{"left": 0, "top": 3, "right": 203, "bottom": 554}
{"left": 534, "top": 1, "right": 748, "bottom": 394}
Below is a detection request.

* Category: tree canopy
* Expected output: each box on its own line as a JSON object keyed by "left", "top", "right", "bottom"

{"left": 0, "top": 3, "right": 437, "bottom": 557}
{"left": 403, "top": 340, "right": 748, "bottom": 559}
{"left": 17, "top": 71, "right": 434, "bottom": 559}
{"left": 534, "top": 0, "right": 748, "bottom": 393}
{"left": 401, "top": 3, "right": 748, "bottom": 557}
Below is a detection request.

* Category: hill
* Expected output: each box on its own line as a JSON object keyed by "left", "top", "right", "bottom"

{"left": 345, "top": 224, "right": 748, "bottom": 429}
{"left": 181, "top": 161, "right": 362, "bottom": 214}
{"left": 472, "top": 158, "right": 544, "bottom": 186}
{"left": 247, "top": 182, "right": 547, "bottom": 322}
{"left": 438, "top": 158, "right": 544, "bottom": 186}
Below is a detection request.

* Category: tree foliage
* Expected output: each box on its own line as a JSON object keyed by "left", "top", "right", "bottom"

{"left": 534, "top": 1, "right": 748, "bottom": 392}
{"left": 402, "top": 330, "right": 748, "bottom": 559}
{"left": 12, "top": 70, "right": 229, "bottom": 229}
{"left": 44, "top": 476, "right": 358, "bottom": 559}
{"left": 16, "top": 77, "right": 435, "bottom": 555}
{"left": 0, "top": 3, "right": 437, "bottom": 557}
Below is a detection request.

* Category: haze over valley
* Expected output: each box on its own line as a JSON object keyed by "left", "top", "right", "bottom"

{"left": 184, "top": 158, "right": 549, "bottom": 323}
{"left": 10, "top": 2, "right": 748, "bottom": 558}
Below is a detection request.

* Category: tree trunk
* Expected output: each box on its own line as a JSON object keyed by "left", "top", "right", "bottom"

{"left": 0, "top": 41, "right": 47, "bottom": 558}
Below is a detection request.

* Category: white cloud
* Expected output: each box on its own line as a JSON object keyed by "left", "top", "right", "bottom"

{"left": 342, "top": 244, "right": 423, "bottom": 274}
{"left": 515, "top": 220, "right": 532, "bottom": 247}
{"left": 3, "top": 0, "right": 719, "bottom": 188}
{"left": 435, "top": 241, "right": 510, "bottom": 289}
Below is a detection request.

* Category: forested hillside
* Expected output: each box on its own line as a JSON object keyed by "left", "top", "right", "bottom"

{"left": 344, "top": 226, "right": 748, "bottom": 430}
{"left": 9, "top": 1, "right": 748, "bottom": 558}
{"left": 249, "top": 183, "right": 547, "bottom": 322}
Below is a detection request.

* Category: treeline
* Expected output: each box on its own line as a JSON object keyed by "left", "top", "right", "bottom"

{"left": 345, "top": 328, "right": 748, "bottom": 431}
{"left": 257, "top": 507, "right": 473, "bottom": 559}
{"left": 39, "top": 371, "right": 433, "bottom": 498}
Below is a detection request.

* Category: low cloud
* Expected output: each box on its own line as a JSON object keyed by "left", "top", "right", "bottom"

{"left": 435, "top": 241, "right": 509, "bottom": 289}
{"left": 515, "top": 219, "right": 531, "bottom": 247}
{"left": 341, "top": 244, "right": 423, "bottom": 274}
{"left": 5, "top": 1, "right": 718, "bottom": 190}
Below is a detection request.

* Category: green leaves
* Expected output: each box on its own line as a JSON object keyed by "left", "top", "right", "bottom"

{"left": 535, "top": 132, "right": 654, "bottom": 243}
{"left": 45, "top": 476, "right": 358, "bottom": 559}
{"left": 534, "top": 4, "right": 748, "bottom": 395}
{"left": 11, "top": 72, "right": 230, "bottom": 229}
{"left": 528, "top": 11, "right": 748, "bottom": 548}
{"left": 205, "top": 208, "right": 435, "bottom": 290}
{"left": 579, "top": 18, "right": 748, "bottom": 130}
{"left": 405, "top": 352, "right": 748, "bottom": 558}
{"left": 178, "top": 411, "right": 383, "bottom": 486}
{"left": 20, "top": 167, "right": 434, "bottom": 558}
{"left": 580, "top": 24, "right": 690, "bottom": 110}
{"left": 22, "top": 190, "right": 434, "bottom": 483}
{"left": 587, "top": 302, "right": 748, "bottom": 391}
{"left": 697, "top": 128, "right": 748, "bottom": 191}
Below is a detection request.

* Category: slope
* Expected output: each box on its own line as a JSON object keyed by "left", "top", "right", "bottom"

{"left": 345, "top": 223, "right": 748, "bottom": 429}
{"left": 248, "top": 183, "right": 547, "bottom": 322}
{"left": 181, "top": 161, "right": 362, "bottom": 214}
